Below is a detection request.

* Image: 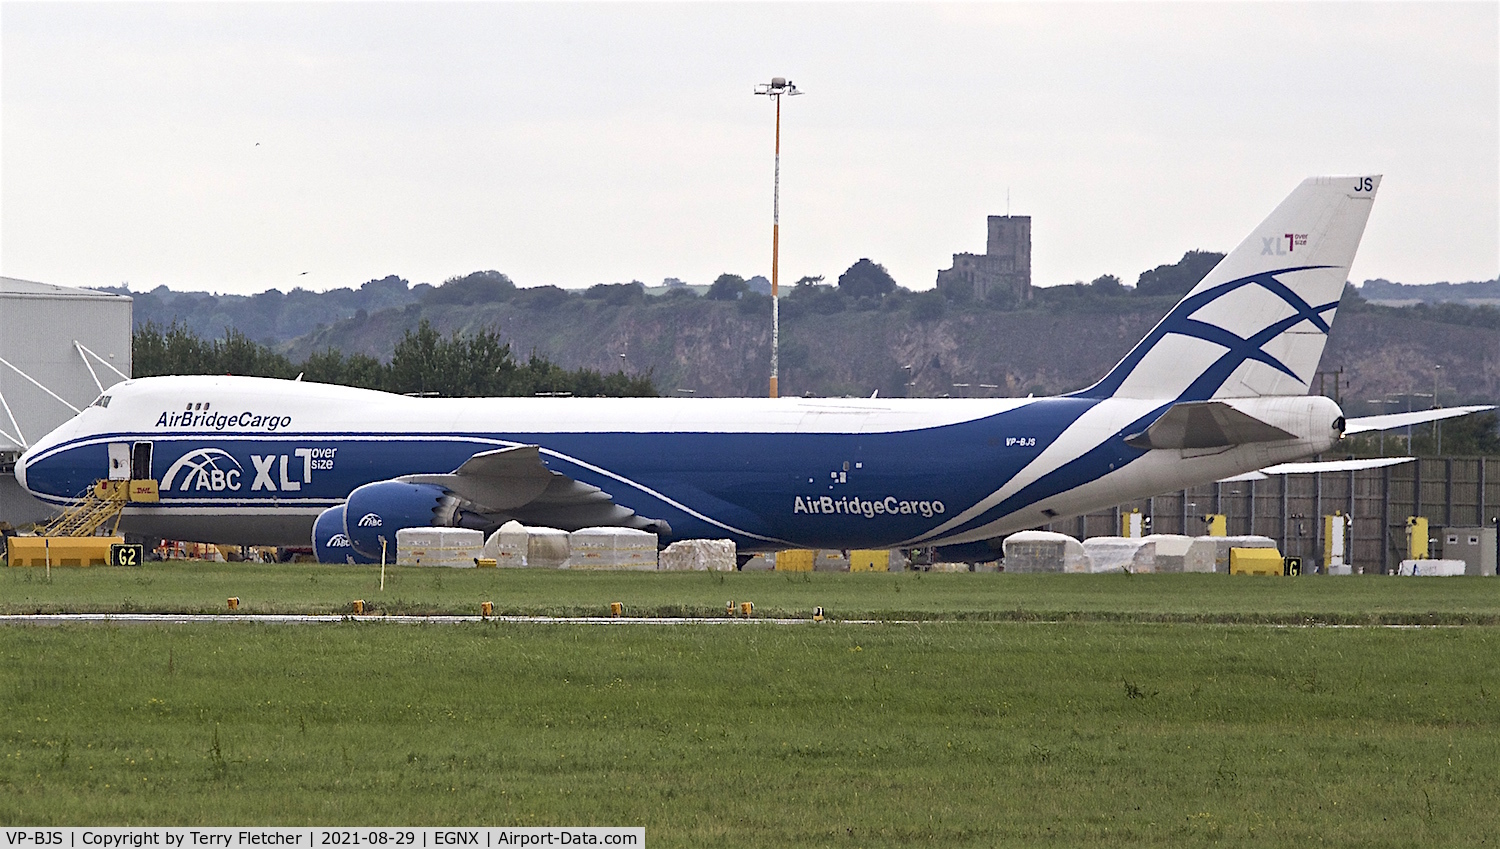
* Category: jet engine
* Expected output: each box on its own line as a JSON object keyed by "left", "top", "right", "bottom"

{"left": 312, "top": 504, "right": 377, "bottom": 564}
{"left": 343, "top": 480, "right": 458, "bottom": 560}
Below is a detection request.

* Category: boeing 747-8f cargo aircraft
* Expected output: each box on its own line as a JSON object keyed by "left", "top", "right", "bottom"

{"left": 18, "top": 175, "right": 1476, "bottom": 562}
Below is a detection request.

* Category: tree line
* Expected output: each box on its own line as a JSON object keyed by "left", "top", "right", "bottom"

{"left": 108, "top": 253, "right": 1237, "bottom": 350}
{"left": 113, "top": 258, "right": 1498, "bottom": 369}
{"left": 133, "top": 320, "right": 657, "bottom": 397}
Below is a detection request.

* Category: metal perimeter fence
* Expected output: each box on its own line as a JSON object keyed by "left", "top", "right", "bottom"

{"left": 1048, "top": 457, "right": 1500, "bottom": 574}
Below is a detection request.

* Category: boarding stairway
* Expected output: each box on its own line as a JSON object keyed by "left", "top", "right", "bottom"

{"left": 35, "top": 479, "right": 157, "bottom": 538}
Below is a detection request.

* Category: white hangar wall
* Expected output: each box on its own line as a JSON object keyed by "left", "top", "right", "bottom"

{"left": 1, "top": 276, "right": 133, "bottom": 526}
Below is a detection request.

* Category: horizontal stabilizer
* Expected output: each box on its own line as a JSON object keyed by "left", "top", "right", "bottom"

{"left": 1220, "top": 455, "right": 1415, "bottom": 482}
{"left": 1343, "top": 405, "right": 1495, "bottom": 435}
{"left": 1125, "top": 401, "right": 1296, "bottom": 450}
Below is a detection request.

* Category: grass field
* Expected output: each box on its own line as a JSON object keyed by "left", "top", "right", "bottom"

{"left": 4, "top": 560, "right": 1500, "bottom": 623}
{"left": 4, "top": 564, "right": 1500, "bottom": 845}
{"left": 4, "top": 622, "right": 1499, "bottom": 845}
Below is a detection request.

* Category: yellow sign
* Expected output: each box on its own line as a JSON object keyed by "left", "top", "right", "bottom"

{"left": 128, "top": 480, "right": 160, "bottom": 503}
{"left": 1204, "top": 514, "right": 1227, "bottom": 536}
{"left": 1406, "top": 517, "right": 1429, "bottom": 561}
{"left": 109, "top": 543, "right": 145, "bottom": 567}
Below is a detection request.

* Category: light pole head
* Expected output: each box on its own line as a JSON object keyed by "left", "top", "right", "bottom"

{"left": 755, "top": 78, "right": 802, "bottom": 97}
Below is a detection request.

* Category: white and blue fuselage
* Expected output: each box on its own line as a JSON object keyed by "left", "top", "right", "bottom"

{"left": 14, "top": 376, "right": 1341, "bottom": 551}
{"left": 12, "top": 175, "right": 1379, "bottom": 555}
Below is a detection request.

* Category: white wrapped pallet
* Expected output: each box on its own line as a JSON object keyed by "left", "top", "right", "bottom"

{"left": 660, "top": 539, "right": 737, "bottom": 571}
{"left": 397, "top": 528, "right": 485, "bottom": 568}
{"left": 927, "top": 561, "right": 975, "bottom": 573}
{"left": 1203, "top": 536, "right": 1278, "bottom": 573}
{"left": 1141, "top": 534, "right": 1189, "bottom": 573}
{"left": 525, "top": 527, "right": 572, "bottom": 569}
{"left": 567, "top": 527, "right": 658, "bottom": 570}
{"left": 1181, "top": 538, "right": 1218, "bottom": 573}
{"left": 1139, "top": 534, "right": 1216, "bottom": 573}
{"left": 1397, "top": 559, "right": 1467, "bottom": 576}
{"left": 1082, "top": 537, "right": 1157, "bottom": 573}
{"left": 482, "top": 521, "right": 529, "bottom": 568}
{"left": 1002, "top": 530, "right": 1090, "bottom": 573}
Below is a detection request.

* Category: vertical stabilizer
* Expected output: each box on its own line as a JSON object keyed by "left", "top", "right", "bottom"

{"left": 1081, "top": 176, "right": 1380, "bottom": 401}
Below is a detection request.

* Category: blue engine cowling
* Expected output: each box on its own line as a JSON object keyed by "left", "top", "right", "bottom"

{"left": 312, "top": 504, "right": 376, "bottom": 564}
{"left": 343, "top": 480, "right": 456, "bottom": 560}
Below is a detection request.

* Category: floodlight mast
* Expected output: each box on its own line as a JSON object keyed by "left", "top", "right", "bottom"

{"left": 754, "top": 77, "right": 802, "bottom": 398}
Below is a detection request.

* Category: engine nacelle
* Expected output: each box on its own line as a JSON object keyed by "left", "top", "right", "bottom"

{"left": 313, "top": 504, "right": 376, "bottom": 564}
{"left": 344, "top": 480, "right": 457, "bottom": 560}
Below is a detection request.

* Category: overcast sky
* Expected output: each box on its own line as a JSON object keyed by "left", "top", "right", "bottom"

{"left": 3, "top": 2, "right": 1496, "bottom": 297}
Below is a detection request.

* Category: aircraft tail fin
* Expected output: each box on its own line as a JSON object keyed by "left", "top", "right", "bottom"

{"left": 1079, "top": 176, "right": 1380, "bottom": 401}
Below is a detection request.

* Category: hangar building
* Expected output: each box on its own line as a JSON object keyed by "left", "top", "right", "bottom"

{"left": 1, "top": 277, "right": 133, "bottom": 526}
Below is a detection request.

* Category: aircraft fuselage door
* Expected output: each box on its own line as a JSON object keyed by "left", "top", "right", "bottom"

{"left": 131, "top": 441, "right": 154, "bottom": 481}
{"left": 108, "top": 443, "right": 130, "bottom": 481}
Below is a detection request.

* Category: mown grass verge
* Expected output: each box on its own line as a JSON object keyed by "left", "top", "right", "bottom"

{"left": 3, "top": 622, "right": 1499, "bottom": 846}
{"left": 4, "top": 561, "right": 1500, "bottom": 625}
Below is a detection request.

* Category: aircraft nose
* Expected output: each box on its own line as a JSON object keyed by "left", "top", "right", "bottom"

{"left": 12, "top": 445, "right": 31, "bottom": 491}
{"left": 12, "top": 414, "right": 84, "bottom": 497}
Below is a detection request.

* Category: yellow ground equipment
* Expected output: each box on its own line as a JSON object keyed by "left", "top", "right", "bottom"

{"left": 850, "top": 550, "right": 890, "bottom": 572}
{"left": 775, "top": 549, "right": 816, "bottom": 571}
{"left": 1229, "top": 547, "right": 1285, "bottom": 576}
{"left": 35, "top": 479, "right": 158, "bottom": 539}
{"left": 7, "top": 536, "right": 125, "bottom": 567}
{"left": 6, "top": 478, "right": 159, "bottom": 567}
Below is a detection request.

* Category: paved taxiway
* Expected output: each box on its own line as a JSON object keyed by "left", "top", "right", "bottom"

{"left": 0, "top": 613, "right": 849, "bottom": 625}
{"left": 0, "top": 614, "right": 1463, "bottom": 628}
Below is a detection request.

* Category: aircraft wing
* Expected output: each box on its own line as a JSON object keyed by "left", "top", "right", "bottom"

{"left": 1215, "top": 405, "right": 1493, "bottom": 481}
{"left": 1343, "top": 405, "right": 1495, "bottom": 435}
{"left": 398, "top": 445, "right": 670, "bottom": 533}
{"left": 1220, "top": 455, "right": 1416, "bottom": 482}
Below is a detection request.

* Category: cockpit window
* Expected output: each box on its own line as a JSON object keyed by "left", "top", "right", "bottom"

{"left": 89, "top": 395, "right": 112, "bottom": 408}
